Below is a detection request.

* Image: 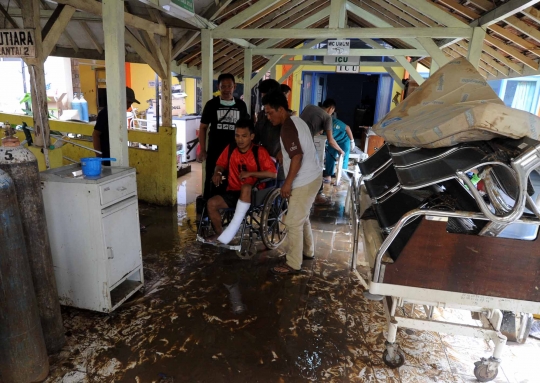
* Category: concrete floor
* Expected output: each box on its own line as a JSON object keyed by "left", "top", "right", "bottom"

{"left": 45, "top": 163, "right": 540, "bottom": 383}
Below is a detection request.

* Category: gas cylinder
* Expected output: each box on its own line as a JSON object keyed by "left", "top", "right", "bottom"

{"left": 72, "top": 92, "right": 82, "bottom": 120}
{"left": 0, "top": 125, "right": 65, "bottom": 354}
{"left": 79, "top": 92, "right": 89, "bottom": 122}
{"left": 0, "top": 168, "right": 49, "bottom": 382}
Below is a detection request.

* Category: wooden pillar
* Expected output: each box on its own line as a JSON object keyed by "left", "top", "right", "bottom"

{"left": 21, "top": 0, "right": 51, "bottom": 162}
{"left": 243, "top": 49, "right": 253, "bottom": 113}
{"left": 201, "top": 30, "right": 213, "bottom": 105}
{"left": 468, "top": 27, "right": 487, "bottom": 70}
{"left": 161, "top": 28, "right": 173, "bottom": 128}
{"left": 103, "top": 0, "right": 128, "bottom": 167}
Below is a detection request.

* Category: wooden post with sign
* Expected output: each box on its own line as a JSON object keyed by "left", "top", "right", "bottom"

{"left": 19, "top": 0, "right": 74, "bottom": 168}
{"left": 21, "top": 0, "right": 49, "bottom": 156}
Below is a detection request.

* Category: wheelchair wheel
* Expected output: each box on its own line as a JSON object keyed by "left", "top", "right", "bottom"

{"left": 260, "top": 188, "right": 288, "bottom": 249}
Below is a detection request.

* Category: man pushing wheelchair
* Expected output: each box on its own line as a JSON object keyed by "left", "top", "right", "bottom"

{"left": 205, "top": 119, "right": 278, "bottom": 244}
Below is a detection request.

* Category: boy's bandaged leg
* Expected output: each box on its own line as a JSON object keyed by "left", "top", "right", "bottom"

{"left": 218, "top": 200, "right": 250, "bottom": 244}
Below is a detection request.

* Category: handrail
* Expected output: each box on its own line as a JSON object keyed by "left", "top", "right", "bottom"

{"left": 457, "top": 143, "right": 540, "bottom": 224}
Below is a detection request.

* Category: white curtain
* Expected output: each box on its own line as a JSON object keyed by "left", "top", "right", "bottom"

{"left": 374, "top": 74, "right": 392, "bottom": 123}
{"left": 511, "top": 81, "right": 536, "bottom": 112}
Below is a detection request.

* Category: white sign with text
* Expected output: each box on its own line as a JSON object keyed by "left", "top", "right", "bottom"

{"left": 336, "top": 65, "right": 359, "bottom": 73}
{"left": 327, "top": 40, "right": 350, "bottom": 56}
{"left": 0, "top": 29, "right": 35, "bottom": 57}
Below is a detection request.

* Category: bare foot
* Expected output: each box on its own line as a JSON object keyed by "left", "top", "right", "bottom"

{"left": 205, "top": 233, "right": 221, "bottom": 243}
{"left": 314, "top": 194, "right": 333, "bottom": 206}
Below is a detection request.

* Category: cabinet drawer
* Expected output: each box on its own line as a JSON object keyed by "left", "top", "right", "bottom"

{"left": 99, "top": 175, "right": 136, "bottom": 206}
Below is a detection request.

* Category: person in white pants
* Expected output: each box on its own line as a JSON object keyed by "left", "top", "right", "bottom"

{"left": 205, "top": 119, "right": 278, "bottom": 244}
{"left": 262, "top": 91, "right": 323, "bottom": 275}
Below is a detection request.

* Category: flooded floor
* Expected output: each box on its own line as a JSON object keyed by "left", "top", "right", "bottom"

{"left": 46, "top": 163, "right": 540, "bottom": 383}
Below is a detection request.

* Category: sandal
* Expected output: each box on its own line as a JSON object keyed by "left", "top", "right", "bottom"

{"left": 271, "top": 263, "right": 300, "bottom": 275}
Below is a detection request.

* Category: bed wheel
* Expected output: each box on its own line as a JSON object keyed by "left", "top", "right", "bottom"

{"left": 382, "top": 347, "right": 405, "bottom": 368}
{"left": 474, "top": 359, "right": 499, "bottom": 382}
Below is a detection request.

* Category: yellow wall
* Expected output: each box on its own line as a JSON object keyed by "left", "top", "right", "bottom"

{"left": 185, "top": 77, "right": 196, "bottom": 114}
{"left": 79, "top": 64, "right": 99, "bottom": 116}
{"left": 1, "top": 113, "right": 177, "bottom": 206}
{"left": 130, "top": 63, "right": 161, "bottom": 112}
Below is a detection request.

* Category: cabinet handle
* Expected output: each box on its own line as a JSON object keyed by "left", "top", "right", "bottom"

{"left": 107, "top": 246, "right": 114, "bottom": 259}
{"left": 117, "top": 186, "right": 127, "bottom": 191}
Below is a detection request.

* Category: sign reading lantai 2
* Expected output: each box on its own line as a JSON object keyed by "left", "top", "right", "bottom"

{"left": 0, "top": 29, "right": 35, "bottom": 57}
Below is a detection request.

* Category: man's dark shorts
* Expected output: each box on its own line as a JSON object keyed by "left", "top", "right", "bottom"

{"left": 220, "top": 190, "right": 242, "bottom": 209}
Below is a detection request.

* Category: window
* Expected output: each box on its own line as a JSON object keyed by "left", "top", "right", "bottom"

{"left": 488, "top": 77, "right": 540, "bottom": 114}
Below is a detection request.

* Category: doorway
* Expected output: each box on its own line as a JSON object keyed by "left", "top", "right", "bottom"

{"left": 300, "top": 72, "right": 393, "bottom": 135}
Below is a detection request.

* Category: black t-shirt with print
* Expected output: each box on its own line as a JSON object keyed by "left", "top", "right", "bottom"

{"left": 200, "top": 96, "right": 249, "bottom": 155}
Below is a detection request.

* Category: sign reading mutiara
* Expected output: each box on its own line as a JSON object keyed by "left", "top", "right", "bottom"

{"left": 0, "top": 29, "right": 35, "bottom": 57}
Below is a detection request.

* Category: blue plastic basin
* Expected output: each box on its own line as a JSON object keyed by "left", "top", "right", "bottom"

{"left": 80, "top": 157, "right": 116, "bottom": 176}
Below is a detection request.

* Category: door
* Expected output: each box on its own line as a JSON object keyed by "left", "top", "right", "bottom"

{"left": 102, "top": 199, "right": 142, "bottom": 287}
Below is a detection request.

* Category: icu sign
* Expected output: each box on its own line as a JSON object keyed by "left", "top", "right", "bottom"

{"left": 0, "top": 29, "right": 35, "bottom": 57}
{"left": 336, "top": 66, "right": 359, "bottom": 74}
{"left": 327, "top": 40, "right": 350, "bottom": 56}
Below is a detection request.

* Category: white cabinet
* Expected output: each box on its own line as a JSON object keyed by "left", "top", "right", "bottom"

{"left": 175, "top": 115, "right": 200, "bottom": 163}
{"left": 40, "top": 165, "right": 144, "bottom": 313}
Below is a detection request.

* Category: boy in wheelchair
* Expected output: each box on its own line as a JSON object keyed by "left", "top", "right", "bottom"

{"left": 206, "top": 119, "right": 278, "bottom": 244}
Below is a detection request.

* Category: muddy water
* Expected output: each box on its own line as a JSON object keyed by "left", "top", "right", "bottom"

{"left": 43, "top": 183, "right": 522, "bottom": 382}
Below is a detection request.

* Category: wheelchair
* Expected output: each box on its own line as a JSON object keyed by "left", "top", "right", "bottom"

{"left": 196, "top": 179, "right": 289, "bottom": 259}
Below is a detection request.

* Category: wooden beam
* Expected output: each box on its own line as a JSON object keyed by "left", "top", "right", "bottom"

{"left": 125, "top": 28, "right": 165, "bottom": 78}
{"left": 8, "top": 8, "right": 102, "bottom": 22}
{"left": 257, "top": 2, "right": 332, "bottom": 49}
{"left": 0, "top": 3, "right": 21, "bottom": 28}
{"left": 142, "top": 31, "right": 167, "bottom": 78}
{"left": 385, "top": 67, "right": 405, "bottom": 89}
{"left": 417, "top": 37, "right": 450, "bottom": 67}
{"left": 448, "top": 44, "right": 499, "bottom": 76}
{"left": 469, "top": 0, "right": 539, "bottom": 27}
{"left": 253, "top": 48, "right": 428, "bottom": 56}
{"left": 383, "top": 0, "right": 438, "bottom": 27}
{"left": 522, "top": 7, "right": 540, "bottom": 24}
{"left": 396, "top": 0, "right": 468, "bottom": 27}
{"left": 54, "top": 0, "right": 167, "bottom": 36}
{"left": 436, "top": 0, "right": 540, "bottom": 58}
{"left": 40, "top": 0, "right": 79, "bottom": 52}
{"left": 488, "top": 24, "right": 540, "bottom": 57}
{"left": 201, "top": 29, "right": 213, "bottom": 104}
{"left": 250, "top": 55, "right": 283, "bottom": 86}
{"left": 330, "top": 0, "right": 347, "bottom": 28}
{"left": 172, "top": 31, "right": 200, "bottom": 59}
{"left": 484, "top": 35, "right": 538, "bottom": 70}
{"left": 345, "top": 0, "right": 426, "bottom": 49}
{"left": 362, "top": 37, "right": 424, "bottom": 84}
{"left": 80, "top": 22, "right": 103, "bottom": 54}
{"left": 481, "top": 40, "right": 524, "bottom": 74}
{"left": 205, "top": 0, "right": 235, "bottom": 21}
{"left": 467, "top": 27, "right": 487, "bottom": 70}
{"left": 278, "top": 64, "right": 301, "bottom": 83}
{"left": 244, "top": 49, "right": 253, "bottom": 112}
{"left": 454, "top": 41, "right": 510, "bottom": 76}
{"left": 213, "top": 27, "right": 473, "bottom": 40}
{"left": 505, "top": 15, "right": 540, "bottom": 46}
{"left": 21, "top": 0, "right": 50, "bottom": 152}
{"left": 42, "top": 4, "right": 76, "bottom": 58}
{"left": 209, "top": 45, "right": 239, "bottom": 69}
{"left": 161, "top": 28, "right": 173, "bottom": 128}
{"left": 214, "top": 0, "right": 284, "bottom": 30}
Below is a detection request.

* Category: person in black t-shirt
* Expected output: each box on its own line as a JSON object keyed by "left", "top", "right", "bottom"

{"left": 92, "top": 87, "right": 140, "bottom": 166}
{"left": 197, "top": 73, "right": 249, "bottom": 200}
